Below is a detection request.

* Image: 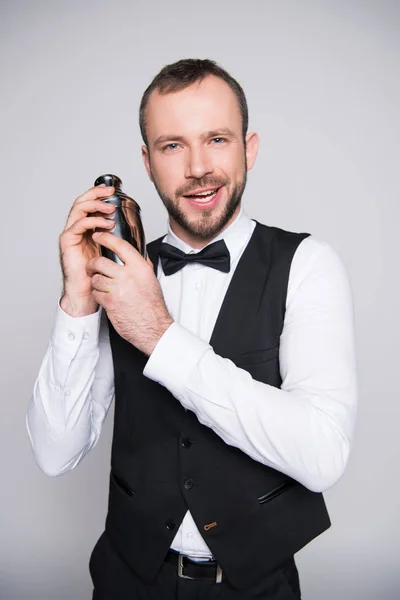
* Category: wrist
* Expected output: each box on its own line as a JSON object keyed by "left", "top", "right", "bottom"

{"left": 60, "top": 292, "right": 99, "bottom": 317}
{"left": 143, "top": 317, "right": 174, "bottom": 356}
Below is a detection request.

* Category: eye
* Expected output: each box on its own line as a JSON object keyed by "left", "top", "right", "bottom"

{"left": 210, "top": 137, "right": 226, "bottom": 144}
{"left": 162, "top": 143, "right": 180, "bottom": 152}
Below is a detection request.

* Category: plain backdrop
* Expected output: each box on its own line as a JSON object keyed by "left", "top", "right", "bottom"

{"left": 1, "top": 1, "right": 399, "bottom": 598}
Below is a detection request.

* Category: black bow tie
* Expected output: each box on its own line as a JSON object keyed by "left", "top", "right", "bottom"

{"left": 159, "top": 239, "right": 231, "bottom": 276}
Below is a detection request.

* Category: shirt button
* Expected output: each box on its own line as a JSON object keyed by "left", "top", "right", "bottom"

{"left": 65, "top": 389, "right": 70, "bottom": 396}
{"left": 181, "top": 438, "right": 192, "bottom": 449}
{"left": 68, "top": 332, "right": 75, "bottom": 341}
{"left": 83, "top": 332, "right": 89, "bottom": 340}
{"left": 184, "top": 479, "right": 194, "bottom": 490}
{"left": 165, "top": 519, "right": 176, "bottom": 530}
{"left": 187, "top": 532, "right": 193, "bottom": 539}
{"left": 194, "top": 281, "right": 201, "bottom": 290}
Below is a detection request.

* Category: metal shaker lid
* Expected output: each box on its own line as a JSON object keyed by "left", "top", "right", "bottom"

{"left": 94, "top": 174, "right": 122, "bottom": 189}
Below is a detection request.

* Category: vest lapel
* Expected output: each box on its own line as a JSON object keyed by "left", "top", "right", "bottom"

{"left": 209, "top": 222, "right": 276, "bottom": 358}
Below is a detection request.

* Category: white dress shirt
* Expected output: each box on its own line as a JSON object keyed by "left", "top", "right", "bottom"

{"left": 26, "top": 207, "right": 357, "bottom": 559}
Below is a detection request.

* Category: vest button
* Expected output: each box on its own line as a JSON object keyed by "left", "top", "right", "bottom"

{"left": 165, "top": 519, "right": 176, "bottom": 530}
{"left": 184, "top": 479, "right": 194, "bottom": 490}
{"left": 181, "top": 438, "right": 192, "bottom": 449}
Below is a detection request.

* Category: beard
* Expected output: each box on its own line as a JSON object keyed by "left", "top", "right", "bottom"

{"left": 150, "top": 159, "right": 248, "bottom": 242}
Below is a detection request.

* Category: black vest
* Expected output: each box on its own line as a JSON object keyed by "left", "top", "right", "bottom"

{"left": 104, "top": 221, "right": 331, "bottom": 590}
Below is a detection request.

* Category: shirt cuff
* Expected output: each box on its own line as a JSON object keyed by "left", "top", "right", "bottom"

{"left": 52, "top": 298, "right": 102, "bottom": 358}
{"left": 143, "top": 322, "right": 211, "bottom": 403}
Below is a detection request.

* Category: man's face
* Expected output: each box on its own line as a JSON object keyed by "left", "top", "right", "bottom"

{"left": 142, "top": 75, "right": 258, "bottom": 246}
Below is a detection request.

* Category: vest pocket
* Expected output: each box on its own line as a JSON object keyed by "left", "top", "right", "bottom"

{"left": 258, "top": 480, "right": 295, "bottom": 505}
{"left": 111, "top": 471, "right": 135, "bottom": 497}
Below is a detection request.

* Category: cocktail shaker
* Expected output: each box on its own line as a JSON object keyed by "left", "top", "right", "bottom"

{"left": 94, "top": 174, "right": 147, "bottom": 264}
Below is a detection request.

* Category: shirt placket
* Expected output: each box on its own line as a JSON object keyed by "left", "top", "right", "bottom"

{"left": 179, "top": 262, "right": 204, "bottom": 337}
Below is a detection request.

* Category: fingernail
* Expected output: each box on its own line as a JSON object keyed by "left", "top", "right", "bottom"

{"left": 93, "top": 231, "right": 101, "bottom": 239}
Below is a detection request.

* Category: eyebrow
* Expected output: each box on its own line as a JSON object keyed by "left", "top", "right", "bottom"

{"left": 153, "top": 128, "right": 238, "bottom": 147}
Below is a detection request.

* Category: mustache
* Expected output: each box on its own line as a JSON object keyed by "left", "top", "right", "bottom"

{"left": 176, "top": 177, "right": 229, "bottom": 197}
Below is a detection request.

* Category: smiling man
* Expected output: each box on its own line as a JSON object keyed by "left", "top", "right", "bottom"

{"left": 141, "top": 73, "right": 256, "bottom": 246}
{"left": 27, "top": 59, "right": 357, "bottom": 599}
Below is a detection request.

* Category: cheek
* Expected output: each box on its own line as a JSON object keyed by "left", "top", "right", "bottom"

{"left": 151, "top": 157, "right": 183, "bottom": 193}
{"left": 215, "top": 145, "right": 245, "bottom": 176}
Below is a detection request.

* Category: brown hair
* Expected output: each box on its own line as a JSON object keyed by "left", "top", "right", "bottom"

{"left": 139, "top": 58, "right": 248, "bottom": 147}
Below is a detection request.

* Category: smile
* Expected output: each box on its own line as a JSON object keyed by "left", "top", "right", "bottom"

{"left": 183, "top": 186, "right": 223, "bottom": 209}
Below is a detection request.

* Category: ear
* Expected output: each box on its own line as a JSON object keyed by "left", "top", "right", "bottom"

{"left": 141, "top": 145, "right": 153, "bottom": 181}
{"left": 245, "top": 132, "right": 259, "bottom": 171}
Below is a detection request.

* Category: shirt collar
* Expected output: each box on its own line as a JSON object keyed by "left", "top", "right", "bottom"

{"left": 164, "top": 205, "right": 254, "bottom": 264}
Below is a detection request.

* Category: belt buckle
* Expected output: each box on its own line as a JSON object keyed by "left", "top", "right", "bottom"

{"left": 177, "top": 554, "right": 223, "bottom": 583}
{"left": 178, "top": 554, "right": 195, "bottom": 580}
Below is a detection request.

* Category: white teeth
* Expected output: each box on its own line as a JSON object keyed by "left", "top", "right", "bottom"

{"left": 185, "top": 188, "right": 219, "bottom": 203}
{"left": 187, "top": 188, "right": 218, "bottom": 197}
{"left": 196, "top": 190, "right": 216, "bottom": 196}
{"left": 190, "top": 191, "right": 217, "bottom": 203}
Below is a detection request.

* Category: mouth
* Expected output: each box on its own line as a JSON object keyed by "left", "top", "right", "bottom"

{"left": 182, "top": 186, "right": 222, "bottom": 206}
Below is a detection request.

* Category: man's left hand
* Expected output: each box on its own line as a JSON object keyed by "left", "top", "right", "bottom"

{"left": 88, "top": 231, "right": 173, "bottom": 356}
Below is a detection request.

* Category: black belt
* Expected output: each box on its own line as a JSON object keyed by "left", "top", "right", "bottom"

{"left": 165, "top": 550, "right": 224, "bottom": 583}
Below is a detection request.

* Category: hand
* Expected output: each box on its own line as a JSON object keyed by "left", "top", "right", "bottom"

{"left": 59, "top": 184, "right": 117, "bottom": 314}
{"left": 88, "top": 231, "right": 174, "bottom": 356}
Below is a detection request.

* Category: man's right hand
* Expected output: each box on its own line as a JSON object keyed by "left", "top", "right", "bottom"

{"left": 59, "top": 184, "right": 117, "bottom": 317}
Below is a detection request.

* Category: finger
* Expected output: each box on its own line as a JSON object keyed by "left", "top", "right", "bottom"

{"left": 91, "top": 289, "right": 114, "bottom": 311}
{"left": 91, "top": 273, "right": 113, "bottom": 293}
{"left": 87, "top": 255, "right": 122, "bottom": 278}
{"left": 65, "top": 198, "right": 116, "bottom": 229}
{"left": 75, "top": 185, "right": 115, "bottom": 205}
{"left": 92, "top": 231, "right": 140, "bottom": 265}
{"left": 65, "top": 215, "right": 116, "bottom": 237}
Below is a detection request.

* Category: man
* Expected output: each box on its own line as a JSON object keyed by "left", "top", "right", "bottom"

{"left": 27, "top": 58, "right": 357, "bottom": 599}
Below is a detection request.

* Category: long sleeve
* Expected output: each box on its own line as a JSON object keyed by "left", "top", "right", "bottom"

{"left": 26, "top": 303, "right": 115, "bottom": 476}
{"left": 144, "top": 240, "right": 358, "bottom": 493}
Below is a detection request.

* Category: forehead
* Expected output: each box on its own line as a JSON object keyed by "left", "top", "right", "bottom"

{"left": 145, "top": 75, "right": 242, "bottom": 141}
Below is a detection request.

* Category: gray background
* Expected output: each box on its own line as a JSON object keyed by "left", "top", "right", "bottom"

{"left": 1, "top": 0, "right": 399, "bottom": 598}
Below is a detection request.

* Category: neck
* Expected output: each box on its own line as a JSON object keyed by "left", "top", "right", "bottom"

{"left": 169, "top": 205, "right": 241, "bottom": 249}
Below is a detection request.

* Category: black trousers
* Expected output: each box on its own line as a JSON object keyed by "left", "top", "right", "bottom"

{"left": 89, "top": 531, "right": 301, "bottom": 600}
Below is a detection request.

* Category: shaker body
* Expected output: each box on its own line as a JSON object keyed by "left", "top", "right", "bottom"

{"left": 101, "top": 198, "right": 147, "bottom": 264}
{"left": 94, "top": 175, "right": 147, "bottom": 263}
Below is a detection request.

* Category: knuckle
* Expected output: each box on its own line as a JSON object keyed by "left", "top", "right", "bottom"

{"left": 82, "top": 215, "right": 94, "bottom": 226}
{"left": 87, "top": 256, "right": 97, "bottom": 271}
{"left": 100, "top": 256, "right": 110, "bottom": 268}
{"left": 95, "top": 256, "right": 108, "bottom": 271}
{"left": 91, "top": 273, "right": 102, "bottom": 286}
{"left": 60, "top": 229, "right": 71, "bottom": 241}
{"left": 68, "top": 220, "right": 80, "bottom": 232}
{"left": 83, "top": 187, "right": 96, "bottom": 199}
{"left": 125, "top": 244, "right": 135, "bottom": 257}
{"left": 86, "top": 257, "right": 94, "bottom": 270}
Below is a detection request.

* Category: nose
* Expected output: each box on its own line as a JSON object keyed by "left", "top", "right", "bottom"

{"left": 184, "top": 145, "right": 213, "bottom": 180}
